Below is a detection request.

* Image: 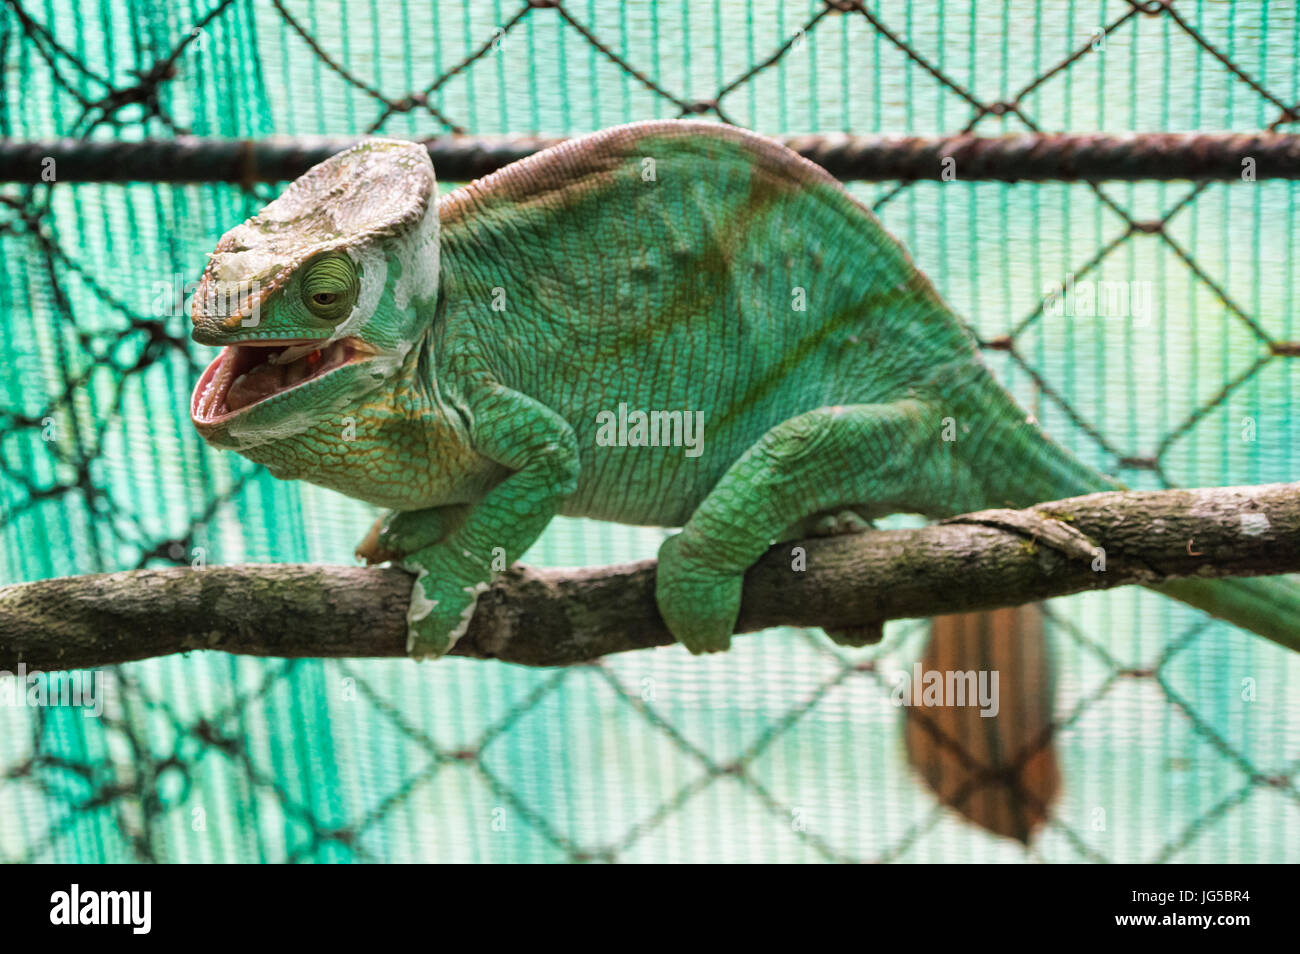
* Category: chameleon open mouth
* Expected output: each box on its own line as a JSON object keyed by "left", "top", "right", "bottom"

{"left": 192, "top": 337, "right": 375, "bottom": 424}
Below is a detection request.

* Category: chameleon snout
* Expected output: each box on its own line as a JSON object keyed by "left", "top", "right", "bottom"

{"left": 192, "top": 301, "right": 270, "bottom": 346}
{"left": 191, "top": 319, "right": 227, "bottom": 347}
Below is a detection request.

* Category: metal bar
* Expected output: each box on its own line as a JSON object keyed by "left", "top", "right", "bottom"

{"left": 0, "top": 132, "right": 1296, "bottom": 184}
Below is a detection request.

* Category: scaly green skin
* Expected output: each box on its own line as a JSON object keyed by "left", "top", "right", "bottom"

{"left": 191, "top": 121, "right": 1299, "bottom": 659}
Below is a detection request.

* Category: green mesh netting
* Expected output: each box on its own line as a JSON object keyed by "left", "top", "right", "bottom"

{"left": 1, "top": 0, "right": 1298, "bottom": 863}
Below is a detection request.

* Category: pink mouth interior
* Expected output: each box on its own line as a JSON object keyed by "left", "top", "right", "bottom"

{"left": 193, "top": 338, "right": 370, "bottom": 423}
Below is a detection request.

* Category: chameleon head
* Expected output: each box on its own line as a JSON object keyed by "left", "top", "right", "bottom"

{"left": 190, "top": 139, "right": 439, "bottom": 450}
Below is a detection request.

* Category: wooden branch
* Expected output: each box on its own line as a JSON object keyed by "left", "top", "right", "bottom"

{"left": 1, "top": 483, "right": 1297, "bottom": 672}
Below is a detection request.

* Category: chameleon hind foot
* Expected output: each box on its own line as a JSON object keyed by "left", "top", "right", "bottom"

{"left": 824, "top": 621, "right": 885, "bottom": 647}
{"left": 799, "top": 509, "right": 885, "bottom": 647}
{"left": 655, "top": 532, "right": 744, "bottom": 654}
{"left": 657, "top": 402, "right": 935, "bottom": 656}
{"left": 808, "top": 508, "right": 874, "bottom": 538}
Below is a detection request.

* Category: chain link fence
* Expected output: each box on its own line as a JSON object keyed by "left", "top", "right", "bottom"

{"left": 0, "top": 0, "right": 1297, "bottom": 862}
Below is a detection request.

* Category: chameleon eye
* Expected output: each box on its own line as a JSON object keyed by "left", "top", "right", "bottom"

{"left": 301, "top": 253, "right": 358, "bottom": 322}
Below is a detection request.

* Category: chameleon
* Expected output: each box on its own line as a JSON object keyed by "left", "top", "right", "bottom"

{"left": 189, "top": 119, "right": 1299, "bottom": 660}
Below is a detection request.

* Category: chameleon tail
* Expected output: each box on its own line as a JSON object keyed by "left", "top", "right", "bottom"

{"left": 1152, "top": 577, "right": 1300, "bottom": 653}
{"left": 906, "top": 604, "right": 1060, "bottom": 845}
{"left": 985, "top": 403, "right": 1300, "bottom": 653}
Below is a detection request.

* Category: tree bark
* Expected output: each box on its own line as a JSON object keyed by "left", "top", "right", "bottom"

{"left": 1, "top": 482, "right": 1297, "bottom": 672}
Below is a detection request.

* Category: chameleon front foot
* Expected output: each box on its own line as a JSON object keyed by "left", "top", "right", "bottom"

{"left": 655, "top": 533, "right": 744, "bottom": 654}
{"left": 356, "top": 515, "right": 400, "bottom": 565}
{"left": 399, "top": 550, "right": 488, "bottom": 661}
{"left": 356, "top": 505, "right": 471, "bottom": 566}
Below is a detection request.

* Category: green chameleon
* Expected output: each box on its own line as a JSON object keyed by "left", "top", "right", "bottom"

{"left": 190, "top": 120, "right": 1298, "bottom": 659}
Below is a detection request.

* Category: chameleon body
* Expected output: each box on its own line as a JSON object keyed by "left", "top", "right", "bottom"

{"left": 190, "top": 120, "right": 1298, "bottom": 659}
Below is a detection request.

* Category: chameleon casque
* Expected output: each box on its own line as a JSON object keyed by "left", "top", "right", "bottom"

{"left": 190, "top": 120, "right": 1298, "bottom": 660}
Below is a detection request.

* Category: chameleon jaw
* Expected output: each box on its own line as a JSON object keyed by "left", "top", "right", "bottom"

{"left": 191, "top": 336, "right": 376, "bottom": 426}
